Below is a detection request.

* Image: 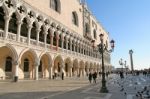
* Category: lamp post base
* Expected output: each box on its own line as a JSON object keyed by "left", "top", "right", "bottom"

{"left": 100, "top": 86, "right": 109, "bottom": 93}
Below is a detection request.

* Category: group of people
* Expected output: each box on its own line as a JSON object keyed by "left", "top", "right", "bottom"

{"left": 88, "top": 72, "right": 97, "bottom": 83}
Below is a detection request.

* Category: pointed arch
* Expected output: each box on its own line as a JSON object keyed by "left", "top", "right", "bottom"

{"left": 30, "top": 21, "right": 37, "bottom": 40}
{"left": 8, "top": 12, "right": 18, "bottom": 34}
{"left": 20, "top": 17, "right": 28, "bottom": 37}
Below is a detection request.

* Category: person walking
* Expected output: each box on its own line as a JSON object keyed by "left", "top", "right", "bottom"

{"left": 88, "top": 72, "right": 92, "bottom": 83}
{"left": 93, "top": 72, "right": 97, "bottom": 83}
{"left": 61, "top": 72, "right": 64, "bottom": 80}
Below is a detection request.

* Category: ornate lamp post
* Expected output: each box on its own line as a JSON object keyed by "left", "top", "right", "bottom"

{"left": 92, "top": 34, "right": 115, "bottom": 93}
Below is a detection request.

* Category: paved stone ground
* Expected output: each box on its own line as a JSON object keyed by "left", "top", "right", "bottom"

{"left": 0, "top": 74, "right": 150, "bottom": 99}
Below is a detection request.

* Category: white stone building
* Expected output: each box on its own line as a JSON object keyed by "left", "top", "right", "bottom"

{"left": 0, "top": 0, "right": 112, "bottom": 81}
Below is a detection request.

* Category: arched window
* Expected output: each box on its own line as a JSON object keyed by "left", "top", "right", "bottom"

{"left": 63, "top": 36, "right": 66, "bottom": 49}
{"left": 85, "top": 23, "right": 90, "bottom": 33}
{"left": 39, "top": 26, "right": 44, "bottom": 42}
{"left": 51, "top": 0, "right": 61, "bottom": 13}
{"left": 21, "top": 18, "right": 28, "bottom": 37}
{"left": 68, "top": 39, "right": 70, "bottom": 50}
{"left": 59, "top": 34, "right": 61, "bottom": 47}
{"left": 53, "top": 32, "right": 57, "bottom": 46}
{"left": 24, "top": 58, "right": 29, "bottom": 72}
{"left": 9, "top": 13, "right": 17, "bottom": 34}
{"left": 0, "top": 7, "right": 5, "bottom": 30}
{"left": 31, "top": 22, "right": 37, "bottom": 40}
{"left": 72, "top": 41, "right": 74, "bottom": 51}
{"left": 75, "top": 43, "right": 77, "bottom": 52}
{"left": 93, "top": 29, "right": 97, "bottom": 39}
{"left": 38, "top": 61, "right": 42, "bottom": 72}
{"left": 72, "top": 12, "right": 78, "bottom": 26}
{"left": 5, "top": 56, "right": 12, "bottom": 72}
{"left": 47, "top": 29, "right": 51, "bottom": 44}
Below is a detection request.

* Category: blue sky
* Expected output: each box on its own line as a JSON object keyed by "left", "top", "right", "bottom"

{"left": 87, "top": 0, "right": 150, "bottom": 70}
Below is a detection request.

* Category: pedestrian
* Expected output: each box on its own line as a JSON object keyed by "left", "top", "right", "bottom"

{"left": 120, "top": 72, "right": 124, "bottom": 79}
{"left": 61, "top": 72, "right": 64, "bottom": 80}
{"left": 88, "top": 72, "right": 92, "bottom": 83}
{"left": 93, "top": 72, "right": 97, "bottom": 83}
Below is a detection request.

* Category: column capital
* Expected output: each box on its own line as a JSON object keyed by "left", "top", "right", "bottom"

{"left": 27, "top": 24, "right": 32, "bottom": 29}
{"left": 17, "top": 20, "right": 22, "bottom": 25}
{"left": 4, "top": 15, "right": 10, "bottom": 20}
{"left": 13, "top": 60, "right": 19, "bottom": 65}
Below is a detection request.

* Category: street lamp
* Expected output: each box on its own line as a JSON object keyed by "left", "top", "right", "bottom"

{"left": 91, "top": 33, "right": 115, "bottom": 93}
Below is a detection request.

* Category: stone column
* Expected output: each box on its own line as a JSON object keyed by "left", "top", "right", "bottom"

{"left": 66, "top": 36, "right": 68, "bottom": 50}
{"left": 4, "top": 15, "right": 10, "bottom": 39}
{"left": 34, "top": 60, "right": 39, "bottom": 80}
{"left": 44, "top": 32, "right": 47, "bottom": 48}
{"left": 129, "top": 49, "right": 134, "bottom": 72}
{"left": 13, "top": 60, "right": 19, "bottom": 82}
{"left": 70, "top": 68, "right": 72, "bottom": 77}
{"left": 50, "top": 28, "right": 55, "bottom": 48}
{"left": 61, "top": 34, "right": 64, "bottom": 48}
{"left": 49, "top": 63, "right": 53, "bottom": 79}
{"left": 70, "top": 37, "right": 72, "bottom": 51}
{"left": 56, "top": 31, "right": 60, "bottom": 50}
{"left": 16, "top": 20, "right": 22, "bottom": 41}
{"left": 36, "top": 29, "right": 40, "bottom": 45}
{"left": 74, "top": 40, "right": 76, "bottom": 52}
{"left": 27, "top": 25, "right": 32, "bottom": 45}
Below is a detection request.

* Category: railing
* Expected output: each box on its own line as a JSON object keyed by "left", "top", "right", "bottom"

{"left": 0, "top": 30, "right": 4, "bottom": 38}
{"left": 30, "top": 39, "right": 36, "bottom": 45}
{"left": 39, "top": 42, "right": 45, "bottom": 47}
{"left": 8, "top": 32, "right": 16, "bottom": 41}
{"left": 0, "top": 32, "right": 101, "bottom": 63}
{"left": 20, "top": 36, "right": 28, "bottom": 43}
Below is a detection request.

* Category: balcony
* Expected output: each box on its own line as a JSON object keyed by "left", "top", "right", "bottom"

{"left": 0, "top": 30, "right": 100, "bottom": 62}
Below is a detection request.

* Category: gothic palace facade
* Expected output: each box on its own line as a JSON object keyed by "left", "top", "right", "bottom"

{"left": 0, "top": 0, "right": 112, "bottom": 81}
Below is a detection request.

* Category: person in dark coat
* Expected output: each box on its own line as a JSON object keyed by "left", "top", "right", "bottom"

{"left": 93, "top": 72, "right": 97, "bottom": 83}
{"left": 88, "top": 72, "right": 92, "bottom": 83}
{"left": 61, "top": 72, "right": 64, "bottom": 80}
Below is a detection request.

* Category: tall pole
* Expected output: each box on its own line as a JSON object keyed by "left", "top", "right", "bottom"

{"left": 129, "top": 49, "right": 134, "bottom": 72}
{"left": 100, "top": 38, "right": 108, "bottom": 93}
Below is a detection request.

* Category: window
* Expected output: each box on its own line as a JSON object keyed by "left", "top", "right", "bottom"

{"left": 85, "top": 23, "right": 90, "bottom": 33}
{"left": 51, "top": 0, "right": 61, "bottom": 13}
{"left": 93, "top": 29, "right": 97, "bottom": 39}
{"left": 31, "top": 22, "right": 37, "bottom": 40}
{"left": 47, "top": 29, "right": 51, "bottom": 44}
{"left": 39, "top": 26, "right": 44, "bottom": 42}
{"left": 21, "top": 18, "right": 28, "bottom": 37}
{"left": 72, "top": 12, "right": 78, "bottom": 26}
{"left": 5, "top": 56, "right": 12, "bottom": 72}
{"left": 24, "top": 58, "right": 29, "bottom": 72}
{"left": 63, "top": 36, "right": 66, "bottom": 49}
{"left": 53, "top": 32, "right": 57, "bottom": 46}
{"left": 0, "top": 7, "right": 5, "bottom": 30}
{"left": 9, "top": 13, "right": 17, "bottom": 34}
{"left": 59, "top": 34, "right": 61, "bottom": 47}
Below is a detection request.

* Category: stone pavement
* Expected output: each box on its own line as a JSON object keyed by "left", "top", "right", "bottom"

{"left": 0, "top": 74, "right": 150, "bottom": 99}
{"left": 0, "top": 77, "right": 89, "bottom": 93}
